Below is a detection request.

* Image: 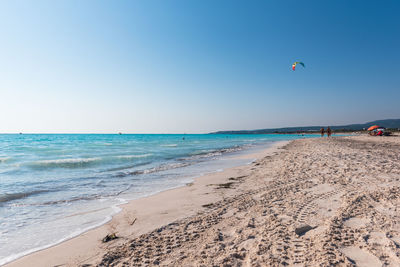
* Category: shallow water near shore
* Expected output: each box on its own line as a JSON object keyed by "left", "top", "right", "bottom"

{"left": 0, "top": 133, "right": 315, "bottom": 265}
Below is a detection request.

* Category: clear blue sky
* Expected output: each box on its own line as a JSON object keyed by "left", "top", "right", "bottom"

{"left": 0, "top": 0, "right": 399, "bottom": 133}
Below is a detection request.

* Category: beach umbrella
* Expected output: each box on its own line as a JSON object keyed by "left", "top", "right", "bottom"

{"left": 367, "top": 125, "right": 380, "bottom": 131}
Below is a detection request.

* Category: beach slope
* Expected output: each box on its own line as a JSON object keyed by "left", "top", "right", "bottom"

{"left": 7, "top": 135, "right": 400, "bottom": 266}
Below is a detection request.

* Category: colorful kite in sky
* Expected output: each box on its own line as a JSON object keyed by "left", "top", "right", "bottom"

{"left": 292, "top": 61, "right": 305, "bottom": 71}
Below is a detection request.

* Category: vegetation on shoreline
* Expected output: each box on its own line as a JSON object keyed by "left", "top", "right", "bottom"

{"left": 211, "top": 119, "right": 400, "bottom": 134}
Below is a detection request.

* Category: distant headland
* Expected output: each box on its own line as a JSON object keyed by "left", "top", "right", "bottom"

{"left": 211, "top": 119, "right": 400, "bottom": 134}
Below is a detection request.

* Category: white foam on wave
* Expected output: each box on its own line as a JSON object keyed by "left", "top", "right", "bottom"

{"left": 129, "top": 162, "right": 191, "bottom": 176}
{"left": 0, "top": 202, "right": 122, "bottom": 266}
{"left": 31, "top": 157, "right": 101, "bottom": 168}
{"left": 187, "top": 146, "right": 243, "bottom": 161}
{"left": 160, "top": 144, "right": 178, "bottom": 147}
{"left": 0, "top": 157, "right": 10, "bottom": 163}
{"left": 37, "top": 158, "right": 100, "bottom": 164}
{"left": 116, "top": 153, "right": 153, "bottom": 159}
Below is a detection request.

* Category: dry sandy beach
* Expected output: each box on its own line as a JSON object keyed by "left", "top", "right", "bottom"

{"left": 7, "top": 135, "right": 400, "bottom": 267}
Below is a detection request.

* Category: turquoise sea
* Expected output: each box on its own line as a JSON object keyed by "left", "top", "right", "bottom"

{"left": 0, "top": 133, "right": 315, "bottom": 265}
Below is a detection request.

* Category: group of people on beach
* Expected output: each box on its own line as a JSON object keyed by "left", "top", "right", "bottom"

{"left": 320, "top": 127, "right": 332, "bottom": 137}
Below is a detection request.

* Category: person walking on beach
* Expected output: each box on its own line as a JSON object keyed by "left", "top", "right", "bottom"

{"left": 327, "top": 127, "right": 332, "bottom": 137}
{"left": 320, "top": 127, "right": 325, "bottom": 137}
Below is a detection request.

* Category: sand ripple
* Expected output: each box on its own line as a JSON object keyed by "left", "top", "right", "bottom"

{"left": 96, "top": 135, "right": 400, "bottom": 266}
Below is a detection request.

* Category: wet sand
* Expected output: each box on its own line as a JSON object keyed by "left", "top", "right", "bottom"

{"left": 7, "top": 135, "right": 400, "bottom": 266}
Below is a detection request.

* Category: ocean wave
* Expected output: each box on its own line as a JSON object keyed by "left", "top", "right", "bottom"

{"left": 107, "top": 161, "right": 152, "bottom": 173}
{"left": 132, "top": 162, "right": 191, "bottom": 175}
{"left": 115, "top": 153, "right": 153, "bottom": 159}
{"left": 0, "top": 189, "right": 53, "bottom": 204}
{"left": 38, "top": 195, "right": 101, "bottom": 206}
{"left": 30, "top": 157, "right": 101, "bottom": 169}
{"left": 9, "top": 195, "right": 100, "bottom": 207}
{"left": 114, "top": 146, "right": 244, "bottom": 177}
{"left": 0, "top": 205, "right": 119, "bottom": 266}
{"left": 34, "top": 188, "right": 130, "bottom": 206}
{"left": 0, "top": 157, "right": 10, "bottom": 163}
{"left": 116, "top": 162, "right": 191, "bottom": 178}
{"left": 160, "top": 144, "right": 178, "bottom": 147}
{"left": 187, "top": 146, "right": 243, "bottom": 160}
